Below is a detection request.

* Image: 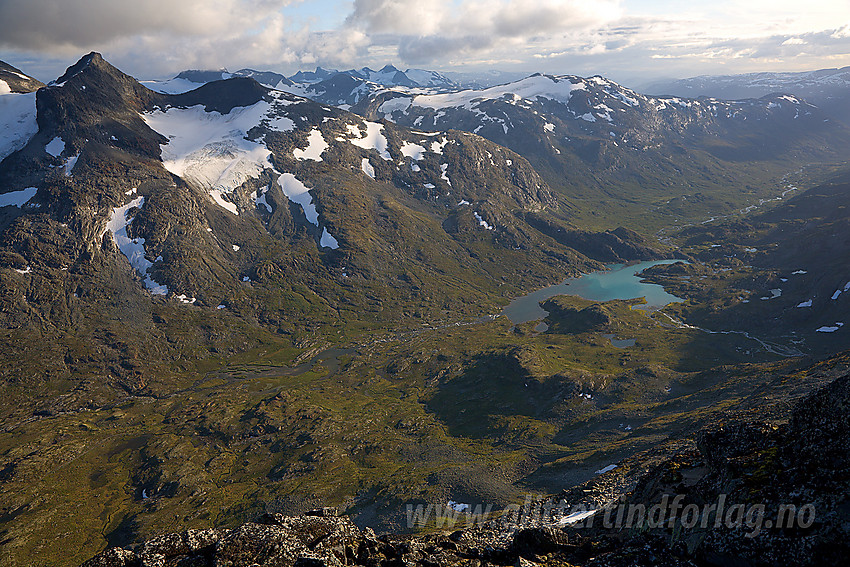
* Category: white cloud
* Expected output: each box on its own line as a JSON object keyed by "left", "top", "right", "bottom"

{"left": 0, "top": 0, "right": 849, "bottom": 84}
{"left": 346, "top": 0, "right": 622, "bottom": 64}
{"left": 0, "top": 0, "right": 293, "bottom": 52}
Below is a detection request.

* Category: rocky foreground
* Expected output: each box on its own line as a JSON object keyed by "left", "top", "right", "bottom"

{"left": 83, "top": 373, "right": 850, "bottom": 567}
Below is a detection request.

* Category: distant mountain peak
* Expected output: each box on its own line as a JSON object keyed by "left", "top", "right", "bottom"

{"left": 0, "top": 60, "right": 44, "bottom": 93}
{"left": 51, "top": 51, "right": 104, "bottom": 85}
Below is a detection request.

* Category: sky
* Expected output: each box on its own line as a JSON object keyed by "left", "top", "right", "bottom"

{"left": 1, "top": 0, "right": 849, "bottom": 88}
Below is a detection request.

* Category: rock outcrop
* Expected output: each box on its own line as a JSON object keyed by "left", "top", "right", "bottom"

{"left": 82, "top": 373, "right": 850, "bottom": 567}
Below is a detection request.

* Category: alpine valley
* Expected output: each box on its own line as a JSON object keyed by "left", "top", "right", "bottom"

{"left": 1, "top": 53, "right": 849, "bottom": 567}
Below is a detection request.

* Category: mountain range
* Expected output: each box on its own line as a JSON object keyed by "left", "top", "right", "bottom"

{"left": 645, "top": 66, "right": 850, "bottom": 126}
{"left": 159, "top": 64, "right": 850, "bottom": 231}
{"left": 2, "top": 53, "right": 850, "bottom": 566}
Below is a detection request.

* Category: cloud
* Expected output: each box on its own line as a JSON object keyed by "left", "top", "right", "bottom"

{"left": 346, "top": 0, "right": 622, "bottom": 64}
{"left": 0, "top": 0, "right": 291, "bottom": 52}
{"left": 0, "top": 0, "right": 373, "bottom": 79}
{"left": 0, "top": 0, "right": 849, "bottom": 84}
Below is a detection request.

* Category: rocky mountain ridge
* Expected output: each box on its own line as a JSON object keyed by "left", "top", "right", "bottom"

{"left": 145, "top": 65, "right": 850, "bottom": 230}
{"left": 0, "top": 60, "right": 44, "bottom": 94}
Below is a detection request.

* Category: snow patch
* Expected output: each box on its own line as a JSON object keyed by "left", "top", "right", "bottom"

{"left": 0, "top": 187, "right": 37, "bottom": 208}
{"left": 349, "top": 122, "right": 391, "bottom": 160}
{"left": 266, "top": 115, "right": 295, "bottom": 132}
{"left": 797, "top": 299, "right": 812, "bottom": 308}
{"left": 0, "top": 91, "right": 38, "bottom": 162}
{"left": 440, "top": 163, "right": 451, "bottom": 186}
{"left": 293, "top": 128, "right": 329, "bottom": 161}
{"left": 45, "top": 137, "right": 65, "bottom": 157}
{"left": 278, "top": 172, "right": 319, "bottom": 226}
{"left": 473, "top": 211, "right": 494, "bottom": 230}
{"left": 105, "top": 196, "right": 168, "bottom": 295}
{"left": 558, "top": 509, "right": 597, "bottom": 525}
{"left": 320, "top": 228, "right": 339, "bottom": 249}
{"left": 400, "top": 141, "right": 426, "bottom": 160}
{"left": 361, "top": 158, "right": 375, "bottom": 178}
{"left": 430, "top": 138, "right": 449, "bottom": 155}
{"left": 64, "top": 154, "right": 79, "bottom": 176}
{"left": 595, "top": 464, "right": 617, "bottom": 475}
{"left": 447, "top": 501, "right": 469, "bottom": 513}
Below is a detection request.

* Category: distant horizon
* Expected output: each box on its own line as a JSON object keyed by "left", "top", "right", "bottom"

{"left": 1, "top": 1, "right": 848, "bottom": 90}
{"left": 5, "top": 50, "right": 850, "bottom": 94}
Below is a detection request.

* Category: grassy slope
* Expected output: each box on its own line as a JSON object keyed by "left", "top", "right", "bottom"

{"left": 1, "top": 285, "right": 833, "bottom": 565}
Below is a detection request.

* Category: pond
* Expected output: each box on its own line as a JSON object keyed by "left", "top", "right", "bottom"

{"left": 502, "top": 260, "right": 684, "bottom": 324}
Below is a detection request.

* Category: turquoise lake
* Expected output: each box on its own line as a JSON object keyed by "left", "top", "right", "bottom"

{"left": 502, "top": 260, "right": 684, "bottom": 324}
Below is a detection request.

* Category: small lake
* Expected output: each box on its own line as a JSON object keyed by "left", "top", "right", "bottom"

{"left": 503, "top": 260, "right": 684, "bottom": 324}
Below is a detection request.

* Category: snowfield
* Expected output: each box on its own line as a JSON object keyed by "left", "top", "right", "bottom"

{"left": 144, "top": 98, "right": 342, "bottom": 250}
{"left": 0, "top": 91, "right": 38, "bottom": 162}
{"left": 412, "top": 74, "right": 586, "bottom": 110}
{"left": 0, "top": 187, "right": 37, "bottom": 208}
{"left": 144, "top": 103, "right": 276, "bottom": 215}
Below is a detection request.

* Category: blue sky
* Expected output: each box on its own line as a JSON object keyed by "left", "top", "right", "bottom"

{"left": 1, "top": 0, "right": 848, "bottom": 88}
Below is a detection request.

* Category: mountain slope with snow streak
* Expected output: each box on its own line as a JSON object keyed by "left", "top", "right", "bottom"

{"left": 351, "top": 72, "right": 850, "bottom": 231}
{"left": 1, "top": 52, "right": 659, "bottom": 332}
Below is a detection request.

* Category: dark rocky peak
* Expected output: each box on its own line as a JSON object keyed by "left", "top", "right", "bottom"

{"left": 171, "top": 68, "right": 293, "bottom": 89}
{"left": 162, "top": 76, "right": 269, "bottom": 114}
{"left": 309, "top": 72, "right": 368, "bottom": 101}
{"left": 52, "top": 52, "right": 99, "bottom": 85}
{"left": 175, "top": 69, "right": 231, "bottom": 83}
{"left": 0, "top": 60, "right": 44, "bottom": 93}
{"left": 234, "top": 68, "right": 292, "bottom": 88}
{"left": 41, "top": 52, "right": 158, "bottom": 116}
{"left": 379, "top": 64, "right": 399, "bottom": 74}
{"left": 34, "top": 52, "right": 164, "bottom": 158}
{"left": 289, "top": 66, "right": 337, "bottom": 83}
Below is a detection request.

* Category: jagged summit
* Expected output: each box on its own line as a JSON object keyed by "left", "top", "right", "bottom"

{"left": 52, "top": 51, "right": 103, "bottom": 85}
{"left": 289, "top": 66, "right": 338, "bottom": 83}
